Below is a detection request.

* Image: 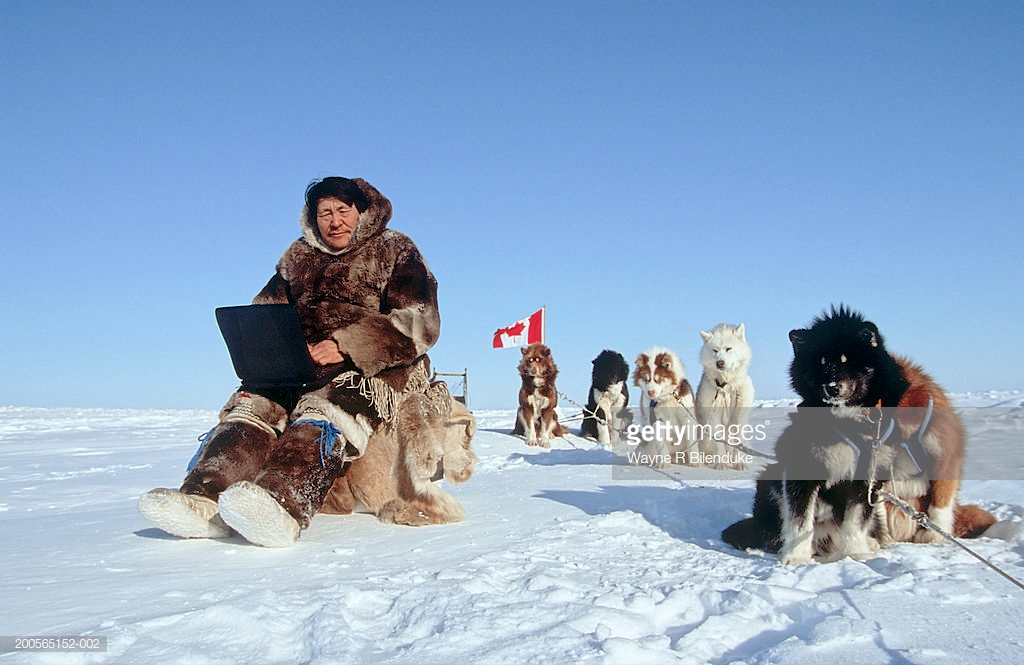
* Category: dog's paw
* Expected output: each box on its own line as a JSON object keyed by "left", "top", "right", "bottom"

{"left": 913, "top": 529, "right": 945, "bottom": 544}
{"left": 780, "top": 553, "right": 815, "bottom": 567}
{"left": 849, "top": 550, "right": 881, "bottom": 562}
{"left": 779, "top": 540, "right": 815, "bottom": 567}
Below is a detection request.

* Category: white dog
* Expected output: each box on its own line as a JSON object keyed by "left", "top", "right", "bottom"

{"left": 631, "top": 347, "right": 698, "bottom": 468}
{"left": 695, "top": 323, "right": 754, "bottom": 470}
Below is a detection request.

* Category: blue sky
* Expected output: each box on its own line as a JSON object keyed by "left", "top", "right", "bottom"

{"left": 2, "top": 1, "right": 1022, "bottom": 410}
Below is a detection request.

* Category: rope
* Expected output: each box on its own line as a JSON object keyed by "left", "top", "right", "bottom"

{"left": 291, "top": 418, "right": 344, "bottom": 468}
{"left": 558, "top": 391, "right": 633, "bottom": 441}
{"left": 878, "top": 489, "right": 1024, "bottom": 593}
{"left": 847, "top": 401, "right": 1024, "bottom": 593}
{"left": 186, "top": 428, "right": 216, "bottom": 472}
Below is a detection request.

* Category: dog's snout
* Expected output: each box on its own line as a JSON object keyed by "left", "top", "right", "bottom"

{"left": 824, "top": 382, "right": 841, "bottom": 398}
{"left": 716, "top": 360, "right": 726, "bottom": 370}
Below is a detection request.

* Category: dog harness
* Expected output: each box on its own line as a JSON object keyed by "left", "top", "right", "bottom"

{"left": 820, "top": 396, "right": 935, "bottom": 479}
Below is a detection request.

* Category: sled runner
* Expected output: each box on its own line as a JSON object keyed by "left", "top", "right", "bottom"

{"left": 215, "top": 304, "right": 338, "bottom": 390}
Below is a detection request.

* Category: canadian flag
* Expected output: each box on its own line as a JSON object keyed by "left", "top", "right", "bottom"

{"left": 492, "top": 308, "right": 545, "bottom": 348}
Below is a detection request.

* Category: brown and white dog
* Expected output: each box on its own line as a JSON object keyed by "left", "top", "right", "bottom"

{"left": 512, "top": 343, "right": 569, "bottom": 448}
{"left": 631, "top": 347, "right": 698, "bottom": 468}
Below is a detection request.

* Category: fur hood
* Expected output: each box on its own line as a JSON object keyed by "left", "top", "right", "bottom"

{"left": 253, "top": 178, "right": 440, "bottom": 385}
{"left": 298, "top": 178, "right": 393, "bottom": 256}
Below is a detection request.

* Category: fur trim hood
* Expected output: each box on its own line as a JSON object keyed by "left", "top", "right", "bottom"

{"left": 299, "top": 178, "right": 393, "bottom": 256}
{"left": 253, "top": 177, "right": 440, "bottom": 385}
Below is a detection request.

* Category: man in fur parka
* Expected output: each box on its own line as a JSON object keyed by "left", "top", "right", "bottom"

{"left": 139, "top": 176, "right": 454, "bottom": 547}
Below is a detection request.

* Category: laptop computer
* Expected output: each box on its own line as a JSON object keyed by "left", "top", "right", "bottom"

{"left": 215, "top": 304, "right": 335, "bottom": 389}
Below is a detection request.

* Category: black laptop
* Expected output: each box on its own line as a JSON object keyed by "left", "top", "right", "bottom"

{"left": 215, "top": 304, "right": 334, "bottom": 389}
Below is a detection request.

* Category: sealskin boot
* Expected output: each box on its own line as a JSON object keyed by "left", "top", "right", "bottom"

{"left": 217, "top": 481, "right": 300, "bottom": 548}
{"left": 137, "top": 487, "right": 232, "bottom": 539}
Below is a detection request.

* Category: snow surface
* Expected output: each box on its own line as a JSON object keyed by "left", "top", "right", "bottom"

{"left": 2, "top": 393, "right": 1023, "bottom": 665}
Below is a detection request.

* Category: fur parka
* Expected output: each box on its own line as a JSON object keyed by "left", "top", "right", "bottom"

{"left": 252, "top": 177, "right": 440, "bottom": 392}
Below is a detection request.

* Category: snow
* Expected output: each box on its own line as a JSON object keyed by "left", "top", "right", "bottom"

{"left": 1, "top": 394, "right": 1023, "bottom": 665}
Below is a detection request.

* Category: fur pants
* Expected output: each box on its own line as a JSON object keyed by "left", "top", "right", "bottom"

{"left": 180, "top": 366, "right": 443, "bottom": 529}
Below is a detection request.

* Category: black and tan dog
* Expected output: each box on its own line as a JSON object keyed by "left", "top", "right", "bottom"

{"left": 723, "top": 305, "right": 995, "bottom": 565}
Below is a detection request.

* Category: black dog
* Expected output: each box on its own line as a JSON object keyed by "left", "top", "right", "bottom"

{"left": 580, "top": 350, "right": 631, "bottom": 445}
{"left": 722, "top": 305, "right": 910, "bottom": 565}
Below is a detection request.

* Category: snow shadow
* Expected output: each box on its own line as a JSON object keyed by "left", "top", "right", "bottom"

{"left": 507, "top": 445, "right": 617, "bottom": 467}
{"left": 533, "top": 484, "right": 755, "bottom": 550}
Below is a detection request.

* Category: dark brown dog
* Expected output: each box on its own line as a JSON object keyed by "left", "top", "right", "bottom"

{"left": 512, "top": 343, "right": 568, "bottom": 448}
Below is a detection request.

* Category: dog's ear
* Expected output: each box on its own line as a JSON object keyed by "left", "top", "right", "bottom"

{"left": 789, "top": 329, "right": 808, "bottom": 353}
{"left": 700, "top": 330, "right": 712, "bottom": 343}
{"left": 735, "top": 323, "right": 746, "bottom": 340}
{"left": 520, "top": 347, "right": 528, "bottom": 357}
{"left": 541, "top": 345, "right": 551, "bottom": 357}
{"left": 860, "top": 322, "right": 881, "bottom": 348}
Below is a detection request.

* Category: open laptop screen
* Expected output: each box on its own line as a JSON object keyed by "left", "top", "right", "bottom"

{"left": 215, "top": 304, "right": 321, "bottom": 388}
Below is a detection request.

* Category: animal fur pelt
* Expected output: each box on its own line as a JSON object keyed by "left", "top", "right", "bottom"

{"left": 321, "top": 393, "right": 477, "bottom": 525}
{"left": 512, "top": 343, "right": 569, "bottom": 448}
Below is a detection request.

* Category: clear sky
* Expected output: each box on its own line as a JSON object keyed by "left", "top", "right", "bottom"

{"left": 3, "top": 1, "right": 1022, "bottom": 411}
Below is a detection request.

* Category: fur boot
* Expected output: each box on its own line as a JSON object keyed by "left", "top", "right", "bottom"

{"left": 218, "top": 481, "right": 300, "bottom": 548}
{"left": 137, "top": 487, "right": 232, "bottom": 539}
{"left": 247, "top": 420, "right": 351, "bottom": 529}
{"left": 179, "top": 420, "right": 278, "bottom": 499}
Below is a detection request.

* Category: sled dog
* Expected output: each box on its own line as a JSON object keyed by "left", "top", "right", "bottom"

{"left": 512, "top": 343, "right": 569, "bottom": 448}
{"left": 721, "top": 306, "right": 996, "bottom": 565}
{"left": 580, "top": 350, "right": 631, "bottom": 445}
{"left": 631, "top": 347, "right": 697, "bottom": 468}
{"left": 695, "top": 323, "right": 754, "bottom": 470}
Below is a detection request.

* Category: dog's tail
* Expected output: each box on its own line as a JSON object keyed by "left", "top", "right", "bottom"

{"left": 721, "top": 517, "right": 782, "bottom": 553}
{"left": 954, "top": 503, "right": 998, "bottom": 538}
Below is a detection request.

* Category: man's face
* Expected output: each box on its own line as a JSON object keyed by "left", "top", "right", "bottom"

{"left": 315, "top": 196, "right": 360, "bottom": 250}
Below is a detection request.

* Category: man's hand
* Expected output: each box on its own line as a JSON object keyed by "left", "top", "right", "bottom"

{"left": 308, "top": 340, "right": 345, "bottom": 366}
